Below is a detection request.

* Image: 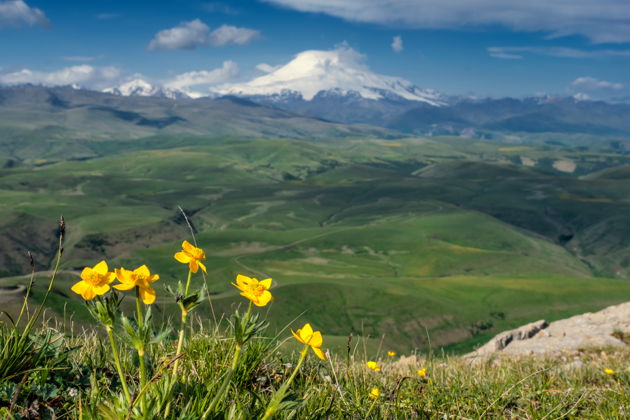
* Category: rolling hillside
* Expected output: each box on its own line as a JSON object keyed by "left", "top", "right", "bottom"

{"left": 2, "top": 134, "right": 630, "bottom": 352}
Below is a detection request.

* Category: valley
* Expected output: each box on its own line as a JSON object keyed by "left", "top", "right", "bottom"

{"left": 2, "top": 117, "right": 630, "bottom": 352}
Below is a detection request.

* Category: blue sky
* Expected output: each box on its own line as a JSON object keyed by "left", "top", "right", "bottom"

{"left": 1, "top": 0, "right": 629, "bottom": 100}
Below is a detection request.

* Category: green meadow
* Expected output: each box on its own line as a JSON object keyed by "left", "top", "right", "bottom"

{"left": 2, "top": 135, "right": 630, "bottom": 353}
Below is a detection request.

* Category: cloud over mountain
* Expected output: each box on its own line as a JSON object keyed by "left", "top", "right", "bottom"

{"left": 148, "top": 19, "right": 260, "bottom": 50}
{"left": 572, "top": 77, "right": 624, "bottom": 91}
{"left": 0, "top": 65, "right": 120, "bottom": 89}
{"left": 264, "top": 0, "right": 630, "bottom": 43}
{"left": 165, "top": 61, "right": 239, "bottom": 92}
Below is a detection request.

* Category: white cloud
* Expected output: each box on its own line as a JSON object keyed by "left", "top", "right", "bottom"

{"left": 391, "top": 35, "right": 403, "bottom": 53}
{"left": 148, "top": 19, "right": 211, "bottom": 50}
{"left": 487, "top": 47, "right": 523, "bottom": 59}
{"left": 488, "top": 46, "right": 630, "bottom": 59}
{"left": 0, "top": 65, "right": 121, "bottom": 89}
{"left": 0, "top": 0, "right": 48, "bottom": 28}
{"left": 60, "top": 56, "right": 98, "bottom": 62}
{"left": 208, "top": 24, "right": 261, "bottom": 46}
{"left": 164, "top": 61, "right": 239, "bottom": 91}
{"left": 264, "top": 0, "right": 630, "bottom": 43}
{"left": 148, "top": 19, "right": 260, "bottom": 50}
{"left": 572, "top": 77, "right": 624, "bottom": 91}
{"left": 573, "top": 92, "right": 591, "bottom": 101}
{"left": 256, "top": 63, "right": 279, "bottom": 73}
{"left": 201, "top": 2, "right": 239, "bottom": 15}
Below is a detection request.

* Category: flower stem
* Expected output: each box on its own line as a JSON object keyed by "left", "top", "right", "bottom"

{"left": 106, "top": 325, "right": 130, "bottom": 404}
{"left": 261, "top": 344, "right": 309, "bottom": 420}
{"left": 25, "top": 228, "right": 64, "bottom": 334}
{"left": 201, "top": 301, "right": 252, "bottom": 419}
{"left": 184, "top": 267, "right": 193, "bottom": 296}
{"left": 172, "top": 269, "right": 193, "bottom": 376}
{"left": 135, "top": 287, "right": 147, "bottom": 411}
{"left": 365, "top": 397, "right": 378, "bottom": 418}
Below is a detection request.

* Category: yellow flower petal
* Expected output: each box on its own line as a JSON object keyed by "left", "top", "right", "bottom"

{"left": 92, "top": 284, "right": 110, "bottom": 295}
{"left": 93, "top": 260, "right": 109, "bottom": 275}
{"left": 312, "top": 346, "right": 327, "bottom": 360}
{"left": 174, "top": 251, "right": 191, "bottom": 264}
{"left": 308, "top": 331, "right": 323, "bottom": 348}
{"left": 135, "top": 265, "right": 150, "bottom": 278}
{"left": 260, "top": 278, "right": 272, "bottom": 289}
{"left": 369, "top": 388, "right": 380, "bottom": 399}
{"left": 198, "top": 260, "right": 207, "bottom": 274}
{"left": 181, "top": 240, "right": 193, "bottom": 252}
{"left": 254, "top": 290, "right": 273, "bottom": 307}
{"left": 291, "top": 329, "right": 304, "bottom": 344}
{"left": 236, "top": 274, "right": 252, "bottom": 287}
{"left": 367, "top": 361, "right": 381, "bottom": 372}
{"left": 71, "top": 280, "right": 89, "bottom": 296}
{"left": 82, "top": 286, "right": 96, "bottom": 301}
{"left": 300, "top": 323, "right": 314, "bottom": 342}
{"left": 80, "top": 266, "right": 95, "bottom": 283}
{"left": 104, "top": 271, "right": 116, "bottom": 284}
{"left": 139, "top": 286, "right": 156, "bottom": 304}
{"left": 189, "top": 260, "right": 199, "bottom": 273}
{"left": 115, "top": 267, "right": 134, "bottom": 284}
{"left": 113, "top": 283, "right": 135, "bottom": 291}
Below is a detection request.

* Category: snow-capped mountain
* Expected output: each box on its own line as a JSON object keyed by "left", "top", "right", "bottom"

{"left": 103, "top": 79, "right": 191, "bottom": 99}
{"left": 214, "top": 48, "right": 445, "bottom": 106}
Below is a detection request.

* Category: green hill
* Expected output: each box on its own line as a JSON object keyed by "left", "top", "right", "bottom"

{"left": 2, "top": 135, "right": 630, "bottom": 352}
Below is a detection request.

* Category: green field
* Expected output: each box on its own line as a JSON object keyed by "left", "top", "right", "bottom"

{"left": 2, "top": 134, "right": 630, "bottom": 353}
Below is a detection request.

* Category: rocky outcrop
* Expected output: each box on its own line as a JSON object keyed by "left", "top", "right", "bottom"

{"left": 466, "top": 302, "right": 630, "bottom": 359}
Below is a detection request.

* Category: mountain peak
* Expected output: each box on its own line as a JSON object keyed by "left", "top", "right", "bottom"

{"left": 214, "top": 47, "right": 445, "bottom": 105}
{"left": 103, "top": 78, "right": 191, "bottom": 99}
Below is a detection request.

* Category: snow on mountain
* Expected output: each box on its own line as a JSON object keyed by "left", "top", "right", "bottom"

{"left": 214, "top": 47, "right": 445, "bottom": 106}
{"left": 103, "top": 78, "right": 191, "bottom": 99}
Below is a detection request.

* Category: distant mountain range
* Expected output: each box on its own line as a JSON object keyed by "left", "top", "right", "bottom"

{"left": 0, "top": 84, "right": 397, "bottom": 165}
{"left": 2, "top": 44, "right": 630, "bottom": 139}
{"left": 91, "top": 48, "right": 630, "bottom": 137}
{"left": 102, "top": 79, "right": 190, "bottom": 100}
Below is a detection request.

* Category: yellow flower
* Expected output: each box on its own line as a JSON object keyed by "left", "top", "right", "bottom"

{"left": 387, "top": 351, "right": 396, "bottom": 357}
{"left": 232, "top": 274, "right": 273, "bottom": 307}
{"left": 604, "top": 368, "right": 615, "bottom": 375}
{"left": 417, "top": 368, "right": 427, "bottom": 377}
{"left": 174, "top": 240, "right": 207, "bottom": 273}
{"left": 71, "top": 261, "right": 115, "bottom": 300}
{"left": 114, "top": 265, "right": 160, "bottom": 304}
{"left": 366, "top": 361, "right": 381, "bottom": 372}
{"left": 369, "top": 388, "right": 380, "bottom": 399}
{"left": 291, "top": 323, "right": 327, "bottom": 360}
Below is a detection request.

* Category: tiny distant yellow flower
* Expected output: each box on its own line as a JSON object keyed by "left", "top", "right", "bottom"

{"left": 366, "top": 361, "right": 381, "bottom": 372}
{"left": 174, "top": 240, "right": 207, "bottom": 273}
{"left": 291, "top": 323, "right": 327, "bottom": 360}
{"left": 71, "top": 261, "right": 115, "bottom": 300}
{"left": 387, "top": 351, "right": 396, "bottom": 357}
{"left": 417, "top": 368, "right": 427, "bottom": 377}
{"left": 369, "top": 388, "right": 380, "bottom": 399}
{"left": 232, "top": 274, "right": 273, "bottom": 307}
{"left": 604, "top": 368, "right": 615, "bottom": 375}
{"left": 114, "top": 265, "right": 160, "bottom": 304}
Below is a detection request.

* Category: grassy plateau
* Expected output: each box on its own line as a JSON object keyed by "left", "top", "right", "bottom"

{"left": 0, "top": 126, "right": 630, "bottom": 417}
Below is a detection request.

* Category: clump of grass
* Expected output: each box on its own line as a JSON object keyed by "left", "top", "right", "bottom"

{"left": 1, "top": 221, "right": 629, "bottom": 419}
{"left": 611, "top": 329, "right": 630, "bottom": 345}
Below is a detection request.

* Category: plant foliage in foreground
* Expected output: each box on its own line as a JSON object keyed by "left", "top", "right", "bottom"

{"left": 1, "top": 221, "right": 629, "bottom": 419}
